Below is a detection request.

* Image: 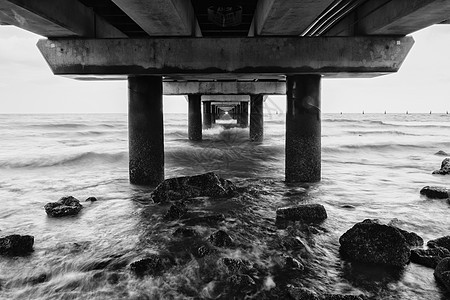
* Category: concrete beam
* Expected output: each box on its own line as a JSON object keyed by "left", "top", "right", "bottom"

{"left": 202, "top": 95, "right": 250, "bottom": 102}
{"left": 37, "top": 36, "right": 414, "bottom": 79}
{"left": 253, "top": 0, "right": 335, "bottom": 35}
{"left": 110, "top": 0, "right": 198, "bottom": 36}
{"left": 328, "top": 0, "right": 450, "bottom": 36}
{"left": 210, "top": 102, "right": 242, "bottom": 106}
{"left": 0, "top": 0, "right": 126, "bottom": 38}
{"left": 163, "top": 81, "right": 286, "bottom": 95}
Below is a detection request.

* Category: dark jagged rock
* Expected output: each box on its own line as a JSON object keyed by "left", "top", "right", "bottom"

{"left": 151, "top": 172, "right": 236, "bottom": 203}
{"left": 164, "top": 202, "right": 187, "bottom": 220}
{"left": 44, "top": 196, "right": 83, "bottom": 217}
{"left": 183, "top": 214, "right": 225, "bottom": 226}
{"left": 428, "top": 236, "right": 450, "bottom": 251}
{"left": 396, "top": 228, "right": 424, "bottom": 248}
{"left": 226, "top": 274, "right": 257, "bottom": 295}
{"left": 435, "top": 150, "right": 449, "bottom": 156}
{"left": 129, "top": 254, "right": 174, "bottom": 277}
{"left": 339, "top": 219, "right": 410, "bottom": 267}
{"left": 323, "top": 294, "right": 367, "bottom": 300}
{"left": 411, "top": 247, "right": 450, "bottom": 268}
{"left": 420, "top": 186, "right": 450, "bottom": 199}
{"left": 0, "top": 235, "right": 34, "bottom": 255}
{"left": 209, "top": 230, "right": 233, "bottom": 247}
{"left": 107, "top": 273, "right": 120, "bottom": 285}
{"left": 276, "top": 204, "right": 327, "bottom": 224}
{"left": 172, "top": 227, "right": 199, "bottom": 238}
{"left": 281, "top": 236, "right": 308, "bottom": 252}
{"left": 26, "top": 273, "right": 49, "bottom": 285}
{"left": 220, "top": 257, "right": 250, "bottom": 274}
{"left": 434, "top": 257, "right": 450, "bottom": 292}
{"left": 287, "top": 286, "right": 320, "bottom": 300}
{"left": 193, "top": 245, "right": 216, "bottom": 258}
{"left": 283, "top": 255, "right": 304, "bottom": 271}
{"left": 432, "top": 158, "right": 450, "bottom": 175}
{"left": 85, "top": 197, "right": 97, "bottom": 202}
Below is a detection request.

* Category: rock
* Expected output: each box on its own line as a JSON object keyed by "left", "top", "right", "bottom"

{"left": 283, "top": 255, "right": 304, "bottom": 271}
{"left": 164, "top": 202, "right": 187, "bottom": 220}
{"left": 287, "top": 286, "right": 320, "bottom": 300}
{"left": 428, "top": 236, "right": 450, "bottom": 251}
{"left": 0, "top": 235, "right": 34, "bottom": 255}
{"left": 107, "top": 273, "right": 120, "bottom": 285}
{"left": 27, "top": 273, "right": 49, "bottom": 285}
{"left": 85, "top": 197, "right": 97, "bottom": 202}
{"left": 183, "top": 214, "right": 225, "bottom": 226}
{"left": 281, "top": 236, "right": 308, "bottom": 252}
{"left": 323, "top": 294, "right": 367, "bottom": 300}
{"left": 129, "top": 254, "right": 174, "bottom": 277}
{"left": 172, "top": 227, "right": 199, "bottom": 238}
{"left": 420, "top": 186, "right": 450, "bottom": 199}
{"left": 395, "top": 228, "right": 423, "bottom": 248}
{"left": 220, "top": 257, "right": 250, "bottom": 274}
{"left": 434, "top": 257, "right": 450, "bottom": 291}
{"left": 411, "top": 247, "right": 450, "bottom": 268}
{"left": 226, "top": 274, "right": 257, "bottom": 295}
{"left": 151, "top": 172, "right": 236, "bottom": 203}
{"left": 339, "top": 219, "right": 410, "bottom": 267}
{"left": 432, "top": 158, "right": 450, "bottom": 175}
{"left": 193, "top": 244, "right": 216, "bottom": 258}
{"left": 209, "top": 230, "right": 233, "bottom": 247}
{"left": 44, "top": 196, "right": 83, "bottom": 217}
{"left": 435, "top": 150, "right": 449, "bottom": 156}
{"left": 276, "top": 204, "right": 327, "bottom": 224}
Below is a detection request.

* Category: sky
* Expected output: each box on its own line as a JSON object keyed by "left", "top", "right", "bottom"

{"left": 0, "top": 24, "right": 449, "bottom": 114}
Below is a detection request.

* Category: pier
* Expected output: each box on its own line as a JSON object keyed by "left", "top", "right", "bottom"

{"left": 1, "top": 0, "right": 449, "bottom": 184}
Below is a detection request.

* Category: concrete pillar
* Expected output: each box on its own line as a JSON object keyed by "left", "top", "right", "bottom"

{"left": 240, "top": 102, "right": 249, "bottom": 128}
{"left": 236, "top": 104, "right": 241, "bottom": 125}
{"left": 203, "top": 101, "right": 212, "bottom": 129}
{"left": 188, "top": 95, "right": 202, "bottom": 141}
{"left": 285, "top": 75, "right": 321, "bottom": 183}
{"left": 250, "top": 95, "right": 264, "bottom": 141}
{"left": 211, "top": 105, "right": 216, "bottom": 124}
{"left": 128, "top": 76, "right": 164, "bottom": 185}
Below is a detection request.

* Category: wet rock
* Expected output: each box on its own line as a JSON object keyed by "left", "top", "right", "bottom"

{"left": 281, "top": 236, "right": 308, "bottom": 252}
{"left": 283, "top": 255, "right": 304, "bottom": 271}
{"left": 432, "top": 158, "right": 450, "bottom": 175}
{"left": 193, "top": 244, "right": 216, "bottom": 258}
{"left": 420, "top": 186, "right": 450, "bottom": 199}
{"left": 428, "top": 236, "right": 450, "bottom": 251}
{"left": 129, "top": 254, "right": 174, "bottom": 277}
{"left": 107, "top": 272, "right": 120, "bottom": 285}
{"left": 27, "top": 273, "right": 49, "bottom": 285}
{"left": 0, "top": 234, "right": 34, "bottom": 255}
{"left": 411, "top": 247, "right": 450, "bottom": 268}
{"left": 276, "top": 204, "right": 327, "bottom": 224}
{"left": 151, "top": 172, "right": 236, "bottom": 203}
{"left": 396, "top": 228, "right": 423, "bottom": 248}
{"left": 164, "top": 202, "right": 187, "bottom": 220}
{"left": 323, "top": 294, "right": 367, "bottom": 300}
{"left": 172, "top": 227, "right": 199, "bottom": 238}
{"left": 434, "top": 257, "right": 450, "bottom": 291}
{"left": 226, "top": 274, "right": 257, "bottom": 295}
{"left": 287, "top": 286, "right": 320, "bottom": 300}
{"left": 209, "top": 230, "right": 233, "bottom": 247}
{"left": 341, "top": 205, "right": 356, "bottom": 209}
{"left": 220, "top": 257, "right": 251, "bottom": 274}
{"left": 85, "top": 197, "right": 97, "bottom": 202}
{"left": 183, "top": 214, "right": 225, "bottom": 226}
{"left": 339, "top": 219, "right": 410, "bottom": 267}
{"left": 44, "top": 196, "right": 83, "bottom": 217}
{"left": 435, "top": 150, "right": 449, "bottom": 156}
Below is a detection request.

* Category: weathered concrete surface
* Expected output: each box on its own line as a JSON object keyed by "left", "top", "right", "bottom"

{"left": 240, "top": 102, "right": 249, "bottom": 128}
{"left": 164, "top": 81, "right": 286, "bottom": 95}
{"left": 111, "top": 0, "right": 199, "bottom": 36}
{"left": 37, "top": 37, "right": 414, "bottom": 78}
{"left": 128, "top": 76, "right": 164, "bottom": 185}
{"left": 0, "top": 0, "right": 125, "bottom": 38}
{"left": 188, "top": 95, "right": 202, "bottom": 141}
{"left": 285, "top": 75, "right": 321, "bottom": 183}
{"left": 203, "top": 101, "right": 212, "bottom": 129}
{"left": 203, "top": 95, "right": 250, "bottom": 102}
{"left": 250, "top": 95, "right": 263, "bottom": 142}
{"left": 253, "top": 0, "right": 335, "bottom": 35}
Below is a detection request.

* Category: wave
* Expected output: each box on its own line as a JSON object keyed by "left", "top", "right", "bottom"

{"left": 0, "top": 151, "right": 127, "bottom": 169}
{"left": 26, "top": 123, "right": 119, "bottom": 130}
{"left": 322, "top": 143, "right": 427, "bottom": 153}
{"left": 346, "top": 130, "right": 420, "bottom": 136}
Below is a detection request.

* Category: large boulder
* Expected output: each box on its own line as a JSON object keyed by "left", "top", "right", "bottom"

{"left": 411, "top": 247, "right": 450, "bottom": 268}
{"left": 0, "top": 235, "right": 34, "bottom": 255}
{"left": 339, "top": 219, "right": 410, "bottom": 267}
{"left": 434, "top": 257, "right": 450, "bottom": 292}
{"left": 129, "top": 254, "right": 174, "bottom": 277}
{"left": 209, "top": 230, "right": 233, "bottom": 247}
{"left": 432, "top": 158, "right": 450, "bottom": 175}
{"left": 276, "top": 204, "right": 327, "bottom": 224}
{"left": 395, "top": 228, "right": 423, "bottom": 248}
{"left": 428, "top": 236, "right": 450, "bottom": 251}
{"left": 44, "top": 196, "right": 83, "bottom": 217}
{"left": 420, "top": 186, "right": 450, "bottom": 199}
{"left": 151, "top": 172, "right": 236, "bottom": 203}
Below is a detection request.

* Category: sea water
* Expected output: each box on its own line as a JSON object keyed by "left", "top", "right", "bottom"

{"left": 0, "top": 113, "right": 449, "bottom": 299}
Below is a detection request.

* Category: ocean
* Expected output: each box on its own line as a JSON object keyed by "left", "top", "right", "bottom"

{"left": 0, "top": 113, "right": 449, "bottom": 299}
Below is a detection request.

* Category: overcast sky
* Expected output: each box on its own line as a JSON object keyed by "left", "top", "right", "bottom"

{"left": 0, "top": 24, "right": 449, "bottom": 114}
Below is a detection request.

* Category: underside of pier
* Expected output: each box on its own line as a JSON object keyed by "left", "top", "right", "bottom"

{"left": 1, "top": 0, "right": 449, "bottom": 184}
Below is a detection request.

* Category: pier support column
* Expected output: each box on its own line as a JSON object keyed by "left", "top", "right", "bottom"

{"left": 188, "top": 95, "right": 202, "bottom": 141}
{"left": 240, "top": 101, "right": 249, "bottom": 128}
{"left": 128, "top": 75, "right": 164, "bottom": 185}
{"left": 203, "top": 101, "right": 212, "bottom": 129}
{"left": 285, "top": 75, "right": 321, "bottom": 183}
{"left": 211, "top": 105, "right": 216, "bottom": 124}
{"left": 250, "top": 95, "right": 264, "bottom": 141}
{"left": 236, "top": 104, "right": 241, "bottom": 125}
